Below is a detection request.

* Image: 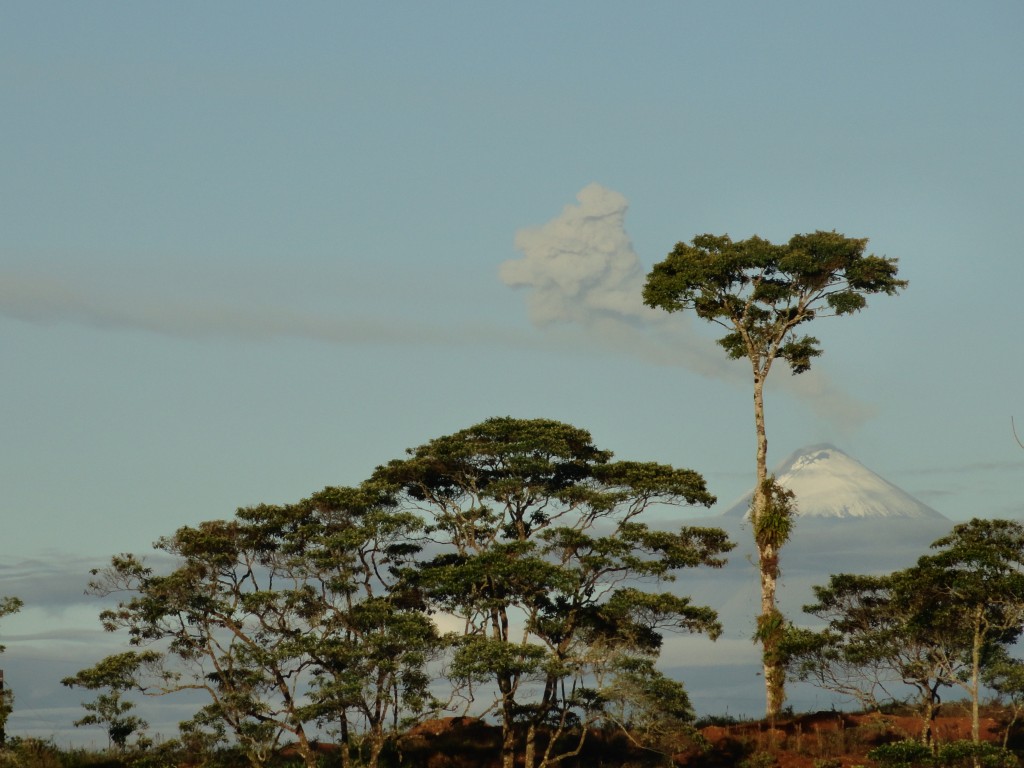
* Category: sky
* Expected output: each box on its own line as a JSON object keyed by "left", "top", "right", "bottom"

{"left": 2, "top": 0, "right": 1023, "bottom": 744}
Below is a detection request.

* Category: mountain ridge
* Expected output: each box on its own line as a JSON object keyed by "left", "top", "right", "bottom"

{"left": 722, "top": 443, "right": 947, "bottom": 520}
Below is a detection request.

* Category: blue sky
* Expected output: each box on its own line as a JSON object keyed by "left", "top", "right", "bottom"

{"left": 2, "top": 0, "right": 1023, "bottom": 742}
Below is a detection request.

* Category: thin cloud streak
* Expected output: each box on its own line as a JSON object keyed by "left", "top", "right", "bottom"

{"left": 895, "top": 460, "right": 1024, "bottom": 476}
{"left": 0, "top": 270, "right": 715, "bottom": 367}
{"left": 3, "top": 185, "right": 878, "bottom": 434}
{"left": 0, "top": 272, "right": 535, "bottom": 348}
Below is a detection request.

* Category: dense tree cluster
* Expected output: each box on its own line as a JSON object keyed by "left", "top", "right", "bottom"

{"left": 11, "top": 230, "right": 1024, "bottom": 765}
{"left": 71, "top": 418, "right": 734, "bottom": 768}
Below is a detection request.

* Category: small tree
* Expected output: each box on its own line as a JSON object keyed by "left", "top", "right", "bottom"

{"left": 0, "top": 596, "right": 22, "bottom": 743}
{"left": 790, "top": 520, "right": 1024, "bottom": 746}
{"left": 62, "top": 652, "right": 158, "bottom": 750}
{"left": 597, "top": 656, "right": 698, "bottom": 756}
{"left": 644, "top": 230, "right": 906, "bottom": 716}
{"left": 982, "top": 649, "right": 1024, "bottom": 748}
{"left": 373, "top": 417, "right": 733, "bottom": 768}
{"left": 788, "top": 571, "right": 958, "bottom": 745}
{"left": 918, "top": 518, "right": 1024, "bottom": 744}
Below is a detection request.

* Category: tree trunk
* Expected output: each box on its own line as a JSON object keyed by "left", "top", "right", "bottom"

{"left": 501, "top": 699, "right": 517, "bottom": 768}
{"left": 921, "top": 696, "right": 935, "bottom": 747}
{"left": 751, "top": 372, "right": 785, "bottom": 718}
{"left": 367, "top": 728, "right": 385, "bottom": 768}
{"left": 971, "top": 610, "right": 983, "bottom": 744}
{"left": 339, "top": 712, "right": 351, "bottom": 768}
{"left": 293, "top": 726, "right": 319, "bottom": 768}
{"left": 524, "top": 721, "right": 537, "bottom": 768}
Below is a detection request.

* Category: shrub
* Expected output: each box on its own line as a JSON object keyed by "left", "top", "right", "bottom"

{"left": 934, "top": 740, "right": 1017, "bottom": 768}
{"left": 867, "top": 739, "right": 934, "bottom": 768}
{"left": 739, "top": 752, "right": 777, "bottom": 768}
{"left": 868, "top": 738, "right": 1019, "bottom": 768}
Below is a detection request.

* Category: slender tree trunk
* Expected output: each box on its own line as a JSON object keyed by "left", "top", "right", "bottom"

{"left": 339, "top": 712, "right": 351, "bottom": 768}
{"left": 919, "top": 683, "right": 943, "bottom": 750}
{"left": 971, "top": 611, "right": 983, "bottom": 744}
{"left": 367, "top": 728, "right": 385, "bottom": 768}
{"left": 922, "top": 698, "right": 934, "bottom": 748}
{"left": 751, "top": 371, "right": 785, "bottom": 718}
{"left": 524, "top": 721, "right": 537, "bottom": 768}
{"left": 500, "top": 697, "right": 517, "bottom": 768}
{"left": 293, "top": 725, "right": 319, "bottom": 768}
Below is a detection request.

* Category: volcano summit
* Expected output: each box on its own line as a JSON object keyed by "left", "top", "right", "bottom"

{"left": 723, "top": 444, "right": 947, "bottom": 520}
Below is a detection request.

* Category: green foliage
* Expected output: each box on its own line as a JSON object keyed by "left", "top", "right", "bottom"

{"left": 0, "top": 597, "right": 21, "bottom": 655}
{"left": 983, "top": 648, "right": 1024, "bottom": 720}
{"left": 868, "top": 739, "right": 1018, "bottom": 768}
{"left": 60, "top": 654, "right": 157, "bottom": 752}
{"left": 738, "top": 751, "right": 778, "bottom": 768}
{"left": 68, "top": 691, "right": 147, "bottom": 752}
{"left": 934, "top": 740, "right": 1018, "bottom": 768}
{"left": 0, "top": 596, "right": 22, "bottom": 738}
{"left": 868, "top": 739, "right": 934, "bottom": 767}
{"left": 643, "top": 230, "right": 906, "bottom": 376}
{"left": 373, "top": 416, "right": 732, "bottom": 766}
{"left": 599, "top": 655, "right": 697, "bottom": 752}
{"left": 0, "top": 738, "right": 66, "bottom": 768}
{"left": 83, "top": 482, "right": 442, "bottom": 768}
{"left": 752, "top": 479, "right": 795, "bottom": 554}
{"left": 74, "top": 417, "right": 733, "bottom": 768}
{"left": 791, "top": 519, "right": 1024, "bottom": 745}
{"left": 0, "top": 689, "right": 11, "bottom": 744}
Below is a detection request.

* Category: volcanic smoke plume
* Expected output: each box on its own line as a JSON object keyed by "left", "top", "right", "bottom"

{"left": 500, "top": 183, "right": 877, "bottom": 432}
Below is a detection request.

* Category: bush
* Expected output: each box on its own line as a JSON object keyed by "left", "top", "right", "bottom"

{"left": 867, "top": 739, "right": 933, "bottom": 768}
{"left": 694, "top": 712, "right": 747, "bottom": 728}
{"left": 934, "top": 740, "right": 1018, "bottom": 768}
{"left": 868, "top": 738, "right": 1019, "bottom": 768}
{"left": 739, "top": 752, "right": 777, "bottom": 768}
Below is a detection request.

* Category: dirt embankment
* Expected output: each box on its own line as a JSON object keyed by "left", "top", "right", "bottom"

{"left": 396, "top": 709, "right": 1016, "bottom": 768}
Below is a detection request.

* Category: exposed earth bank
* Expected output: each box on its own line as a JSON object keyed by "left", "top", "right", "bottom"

{"left": 396, "top": 710, "right": 1014, "bottom": 767}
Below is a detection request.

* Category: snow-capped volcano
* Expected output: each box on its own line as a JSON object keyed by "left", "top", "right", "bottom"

{"left": 722, "top": 444, "right": 947, "bottom": 520}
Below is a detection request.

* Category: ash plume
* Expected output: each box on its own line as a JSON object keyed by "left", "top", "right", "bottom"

{"left": 500, "top": 183, "right": 876, "bottom": 431}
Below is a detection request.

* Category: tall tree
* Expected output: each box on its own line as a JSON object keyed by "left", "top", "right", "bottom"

{"left": 373, "top": 417, "right": 733, "bottom": 768}
{"left": 643, "top": 230, "right": 906, "bottom": 716}
{"left": 87, "top": 521, "right": 322, "bottom": 768}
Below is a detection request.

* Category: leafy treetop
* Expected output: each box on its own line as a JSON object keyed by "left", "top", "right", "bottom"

{"left": 642, "top": 230, "right": 907, "bottom": 375}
